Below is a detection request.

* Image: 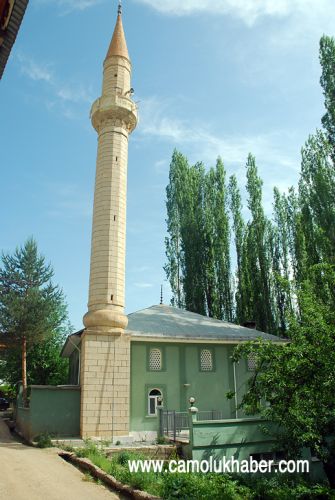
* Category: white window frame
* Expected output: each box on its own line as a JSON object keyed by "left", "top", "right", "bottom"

{"left": 148, "top": 388, "right": 162, "bottom": 416}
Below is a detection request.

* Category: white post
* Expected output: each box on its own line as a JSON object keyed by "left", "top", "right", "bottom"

{"left": 233, "top": 362, "right": 238, "bottom": 419}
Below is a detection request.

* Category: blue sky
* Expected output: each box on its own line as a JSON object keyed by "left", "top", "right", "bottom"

{"left": 1, "top": 0, "right": 333, "bottom": 330}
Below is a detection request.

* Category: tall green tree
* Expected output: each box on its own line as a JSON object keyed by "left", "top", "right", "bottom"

{"left": 270, "top": 188, "right": 293, "bottom": 334}
{"left": 165, "top": 152, "right": 232, "bottom": 319}
{"left": 320, "top": 35, "right": 335, "bottom": 162}
{"left": 299, "top": 131, "right": 335, "bottom": 267}
{"left": 228, "top": 174, "right": 247, "bottom": 324}
{"left": 0, "top": 238, "right": 69, "bottom": 402}
{"left": 203, "top": 159, "right": 232, "bottom": 320}
{"left": 164, "top": 150, "right": 187, "bottom": 308}
{"left": 245, "top": 154, "right": 275, "bottom": 332}
{"left": 181, "top": 161, "right": 207, "bottom": 315}
{"left": 213, "top": 159, "right": 233, "bottom": 321}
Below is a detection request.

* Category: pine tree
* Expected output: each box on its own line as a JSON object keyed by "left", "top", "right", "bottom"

{"left": 0, "top": 238, "right": 69, "bottom": 403}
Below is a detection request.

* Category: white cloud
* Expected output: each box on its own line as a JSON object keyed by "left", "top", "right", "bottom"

{"left": 136, "top": 95, "right": 303, "bottom": 218}
{"left": 131, "top": 265, "right": 152, "bottom": 273}
{"left": 134, "top": 282, "right": 154, "bottom": 288}
{"left": 17, "top": 54, "right": 53, "bottom": 82}
{"left": 137, "top": 0, "right": 292, "bottom": 25}
{"left": 17, "top": 53, "right": 93, "bottom": 118}
{"left": 56, "top": 85, "right": 92, "bottom": 104}
{"left": 139, "top": 96, "right": 299, "bottom": 174}
{"left": 134, "top": 0, "right": 319, "bottom": 25}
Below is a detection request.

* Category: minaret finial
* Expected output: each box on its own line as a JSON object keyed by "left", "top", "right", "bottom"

{"left": 118, "top": 0, "right": 122, "bottom": 15}
{"left": 160, "top": 285, "right": 163, "bottom": 305}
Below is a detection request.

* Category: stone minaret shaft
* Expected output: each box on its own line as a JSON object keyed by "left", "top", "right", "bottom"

{"left": 84, "top": 8, "right": 137, "bottom": 332}
{"left": 80, "top": 7, "right": 137, "bottom": 439}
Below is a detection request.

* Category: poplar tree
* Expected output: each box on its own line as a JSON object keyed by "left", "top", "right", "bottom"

{"left": 245, "top": 154, "right": 274, "bottom": 332}
{"left": 165, "top": 152, "right": 232, "bottom": 319}
{"left": 203, "top": 159, "right": 232, "bottom": 320}
{"left": 320, "top": 35, "right": 335, "bottom": 162}
{"left": 228, "top": 174, "right": 247, "bottom": 324}
{"left": 213, "top": 159, "right": 233, "bottom": 321}
{"left": 164, "top": 150, "right": 187, "bottom": 308}
{"left": 271, "top": 188, "right": 293, "bottom": 334}
{"left": 299, "top": 131, "right": 335, "bottom": 266}
{"left": 181, "top": 162, "right": 206, "bottom": 314}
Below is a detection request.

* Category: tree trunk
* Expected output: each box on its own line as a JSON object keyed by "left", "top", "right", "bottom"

{"left": 22, "top": 336, "right": 27, "bottom": 407}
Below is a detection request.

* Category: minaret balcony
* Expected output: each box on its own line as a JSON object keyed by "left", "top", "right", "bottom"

{"left": 90, "top": 94, "right": 138, "bottom": 133}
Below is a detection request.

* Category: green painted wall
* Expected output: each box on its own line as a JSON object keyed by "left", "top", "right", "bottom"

{"left": 16, "top": 385, "right": 80, "bottom": 441}
{"left": 130, "top": 342, "right": 252, "bottom": 432}
{"left": 188, "top": 416, "right": 326, "bottom": 481}
{"left": 190, "top": 418, "right": 276, "bottom": 461}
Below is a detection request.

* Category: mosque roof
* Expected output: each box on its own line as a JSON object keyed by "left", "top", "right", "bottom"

{"left": 105, "top": 9, "right": 129, "bottom": 61}
{"left": 61, "top": 305, "right": 286, "bottom": 357}
{"left": 127, "top": 304, "right": 287, "bottom": 343}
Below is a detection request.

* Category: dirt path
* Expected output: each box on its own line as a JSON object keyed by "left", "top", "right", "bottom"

{"left": 0, "top": 418, "right": 121, "bottom": 500}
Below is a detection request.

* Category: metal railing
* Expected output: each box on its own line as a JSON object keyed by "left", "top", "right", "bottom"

{"left": 159, "top": 409, "right": 227, "bottom": 441}
{"left": 159, "top": 410, "right": 189, "bottom": 441}
{"left": 197, "top": 410, "right": 226, "bottom": 421}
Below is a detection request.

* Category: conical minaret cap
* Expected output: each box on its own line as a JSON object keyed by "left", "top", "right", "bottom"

{"left": 105, "top": 8, "right": 130, "bottom": 61}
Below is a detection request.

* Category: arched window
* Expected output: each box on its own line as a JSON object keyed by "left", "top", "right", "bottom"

{"left": 200, "top": 349, "right": 213, "bottom": 371}
{"left": 149, "top": 348, "right": 162, "bottom": 371}
{"left": 148, "top": 388, "right": 163, "bottom": 416}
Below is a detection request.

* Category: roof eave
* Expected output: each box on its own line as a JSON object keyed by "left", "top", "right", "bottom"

{"left": 60, "top": 329, "right": 84, "bottom": 358}
{"left": 129, "top": 333, "right": 288, "bottom": 344}
{"left": 0, "top": 0, "right": 29, "bottom": 79}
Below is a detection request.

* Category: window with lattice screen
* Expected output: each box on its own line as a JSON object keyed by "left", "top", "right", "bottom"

{"left": 200, "top": 349, "right": 213, "bottom": 371}
{"left": 149, "top": 348, "right": 162, "bottom": 371}
{"left": 247, "top": 353, "right": 257, "bottom": 371}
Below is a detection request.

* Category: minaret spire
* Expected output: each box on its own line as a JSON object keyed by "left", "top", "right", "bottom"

{"left": 106, "top": 1, "right": 129, "bottom": 61}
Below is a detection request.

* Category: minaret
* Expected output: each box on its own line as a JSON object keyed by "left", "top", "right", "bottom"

{"left": 80, "top": 3, "right": 137, "bottom": 439}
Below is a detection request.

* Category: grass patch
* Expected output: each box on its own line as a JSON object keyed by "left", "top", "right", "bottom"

{"left": 69, "top": 441, "right": 333, "bottom": 499}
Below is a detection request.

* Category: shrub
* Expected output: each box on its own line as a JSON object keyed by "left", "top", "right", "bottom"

{"left": 156, "top": 436, "right": 169, "bottom": 445}
{"left": 35, "top": 433, "right": 53, "bottom": 448}
{"left": 161, "top": 473, "right": 251, "bottom": 500}
{"left": 236, "top": 474, "right": 333, "bottom": 500}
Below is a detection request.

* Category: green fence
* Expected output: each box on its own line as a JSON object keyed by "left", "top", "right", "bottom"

{"left": 16, "top": 384, "right": 80, "bottom": 441}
